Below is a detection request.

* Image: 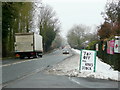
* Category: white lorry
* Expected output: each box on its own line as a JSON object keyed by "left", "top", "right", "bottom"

{"left": 14, "top": 33, "right": 43, "bottom": 59}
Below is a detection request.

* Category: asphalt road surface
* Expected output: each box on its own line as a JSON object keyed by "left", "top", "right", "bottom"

{"left": 1, "top": 49, "right": 119, "bottom": 89}
{"left": 2, "top": 49, "right": 73, "bottom": 85}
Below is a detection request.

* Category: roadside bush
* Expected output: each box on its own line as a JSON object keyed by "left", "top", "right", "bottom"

{"left": 86, "top": 40, "right": 98, "bottom": 50}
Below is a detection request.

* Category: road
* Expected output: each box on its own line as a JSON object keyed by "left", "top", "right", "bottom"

{"left": 1, "top": 49, "right": 119, "bottom": 89}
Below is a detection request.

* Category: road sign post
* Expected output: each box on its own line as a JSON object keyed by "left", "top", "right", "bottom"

{"left": 79, "top": 50, "right": 97, "bottom": 72}
{"left": 114, "top": 40, "right": 120, "bottom": 53}
{"left": 114, "top": 36, "right": 120, "bottom": 53}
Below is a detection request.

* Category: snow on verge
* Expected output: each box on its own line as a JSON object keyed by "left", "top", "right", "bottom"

{"left": 47, "top": 48, "right": 120, "bottom": 81}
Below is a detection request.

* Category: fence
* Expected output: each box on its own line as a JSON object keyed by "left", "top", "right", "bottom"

{"left": 94, "top": 40, "right": 120, "bottom": 71}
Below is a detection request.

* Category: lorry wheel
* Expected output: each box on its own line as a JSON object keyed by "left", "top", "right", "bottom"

{"left": 33, "top": 55, "right": 38, "bottom": 58}
{"left": 39, "top": 55, "right": 42, "bottom": 58}
{"left": 28, "top": 56, "right": 31, "bottom": 59}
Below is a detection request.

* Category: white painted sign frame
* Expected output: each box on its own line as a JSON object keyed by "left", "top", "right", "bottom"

{"left": 79, "top": 50, "right": 97, "bottom": 72}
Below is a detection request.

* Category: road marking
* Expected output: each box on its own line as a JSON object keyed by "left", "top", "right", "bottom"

{"left": 68, "top": 77, "right": 81, "bottom": 85}
{"left": 0, "top": 58, "right": 42, "bottom": 67}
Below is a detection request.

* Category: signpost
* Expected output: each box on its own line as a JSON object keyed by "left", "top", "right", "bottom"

{"left": 96, "top": 44, "right": 99, "bottom": 51}
{"left": 107, "top": 40, "right": 115, "bottom": 54}
{"left": 110, "top": 40, "right": 115, "bottom": 54}
{"left": 107, "top": 41, "right": 110, "bottom": 54}
{"left": 79, "top": 50, "right": 97, "bottom": 72}
{"left": 114, "top": 40, "right": 120, "bottom": 53}
{"left": 114, "top": 36, "right": 120, "bottom": 53}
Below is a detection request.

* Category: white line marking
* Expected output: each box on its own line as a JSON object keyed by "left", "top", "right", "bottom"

{"left": 0, "top": 58, "right": 42, "bottom": 67}
{"left": 69, "top": 77, "right": 81, "bottom": 85}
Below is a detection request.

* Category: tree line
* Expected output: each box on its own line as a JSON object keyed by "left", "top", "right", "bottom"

{"left": 2, "top": 2, "right": 32, "bottom": 57}
{"left": 97, "top": 0, "right": 120, "bottom": 40}
{"left": 67, "top": 0, "right": 120, "bottom": 50}
{"left": 67, "top": 24, "right": 98, "bottom": 49}
{"left": 2, "top": 2, "right": 61, "bottom": 57}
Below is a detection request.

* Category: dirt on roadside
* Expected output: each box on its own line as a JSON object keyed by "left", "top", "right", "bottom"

{"left": 45, "top": 54, "right": 80, "bottom": 76}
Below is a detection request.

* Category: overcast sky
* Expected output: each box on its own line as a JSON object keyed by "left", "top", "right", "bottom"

{"left": 42, "top": 0, "right": 107, "bottom": 37}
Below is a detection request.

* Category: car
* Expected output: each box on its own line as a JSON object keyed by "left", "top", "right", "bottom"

{"left": 62, "top": 50, "right": 69, "bottom": 54}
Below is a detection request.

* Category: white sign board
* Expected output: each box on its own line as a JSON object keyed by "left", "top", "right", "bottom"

{"left": 80, "top": 50, "right": 96, "bottom": 72}
{"left": 96, "top": 44, "right": 99, "bottom": 51}
{"left": 114, "top": 40, "right": 120, "bottom": 53}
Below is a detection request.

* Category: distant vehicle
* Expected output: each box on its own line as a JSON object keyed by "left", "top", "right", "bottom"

{"left": 14, "top": 33, "right": 43, "bottom": 59}
{"left": 62, "top": 49, "right": 69, "bottom": 54}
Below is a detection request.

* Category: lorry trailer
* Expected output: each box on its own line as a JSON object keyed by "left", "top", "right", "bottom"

{"left": 14, "top": 33, "right": 43, "bottom": 59}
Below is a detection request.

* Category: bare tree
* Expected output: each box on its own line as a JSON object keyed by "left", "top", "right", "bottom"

{"left": 39, "top": 4, "right": 61, "bottom": 52}
{"left": 67, "top": 24, "right": 90, "bottom": 49}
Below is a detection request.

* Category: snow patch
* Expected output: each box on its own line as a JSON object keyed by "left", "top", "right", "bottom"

{"left": 47, "top": 48, "right": 120, "bottom": 81}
